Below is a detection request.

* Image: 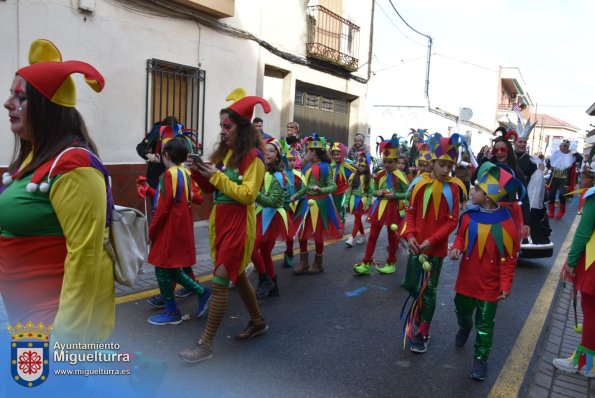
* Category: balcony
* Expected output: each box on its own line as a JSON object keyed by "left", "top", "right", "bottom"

{"left": 306, "top": 5, "right": 360, "bottom": 72}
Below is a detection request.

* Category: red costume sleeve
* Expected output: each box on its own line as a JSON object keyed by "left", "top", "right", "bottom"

{"left": 499, "top": 256, "right": 517, "bottom": 294}
{"left": 191, "top": 170, "right": 216, "bottom": 193}
{"left": 149, "top": 172, "right": 172, "bottom": 242}
{"left": 191, "top": 180, "right": 204, "bottom": 205}
{"left": 452, "top": 214, "right": 469, "bottom": 251}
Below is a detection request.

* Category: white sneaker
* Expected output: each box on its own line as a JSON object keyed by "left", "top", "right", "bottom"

{"left": 553, "top": 356, "right": 578, "bottom": 374}
{"left": 345, "top": 237, "right": 354, "bottom": 247}
{"left": 356, "top": 235, "right": 366, "bottom": 245}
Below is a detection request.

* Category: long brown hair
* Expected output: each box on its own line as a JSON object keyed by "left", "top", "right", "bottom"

{"left": 9, "top": 82, "right": 99, "bottom": 175}
{"left": 210, "top": 109, "right": 263, "bottom": 169}
{"left": 351, "top": 165, "right": 371, "bottom": 191}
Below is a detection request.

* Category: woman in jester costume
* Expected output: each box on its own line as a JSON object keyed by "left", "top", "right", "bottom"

{"left": 353, "top": 135, "right": 409, "bottom": 275}
{"left": 180, "top": 95, "right": 270, "bottom": 363}
{"left": 344, "top": 151, "right": 374, "bottom": 247}
{"left": 449, "top": 161, "right": 522, "bottom": 381}
{"left": 401, "top": 133, "right": 468, "bottom": 353}
{"left": 330, "top": 141, "right": 355, "bottom": 224}
{"left": 553, "top": 186, "right": 595, "bottom": 378}
{"left": 291, "top": 134, "right": 343, "bottom": 275}
{"left": 281, "top": 143, "right": 304, "bottom": 268}
{"left": 252, "top": 138, "right": 294, "bottom": 298}
{"left": 0, "top": 39, "right": 114, "bottom": 342}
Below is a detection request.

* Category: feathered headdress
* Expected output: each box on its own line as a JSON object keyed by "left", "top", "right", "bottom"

{"left": 409, "top": 128, "right": 429, "bottom": 145}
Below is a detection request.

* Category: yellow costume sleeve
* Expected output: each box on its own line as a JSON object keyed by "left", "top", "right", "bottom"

{"left": 210, "top": 157, "right": 265, "bottom": 205}
{"left": 50, "top": 168, "right": 115, "bottom": 342}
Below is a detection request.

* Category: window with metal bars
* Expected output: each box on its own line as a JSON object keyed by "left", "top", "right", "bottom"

{"left": 145, "top": 59, "right": 206, "bottom": 152}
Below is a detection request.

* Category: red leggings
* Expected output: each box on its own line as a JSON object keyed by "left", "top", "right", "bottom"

{"left": 251, "top": 237, "right": 277, "bottom": 279}
{"left": 363, "top": 224, "right": 398, "bottom": 263}
{"left": 299, "top": 227, "right": 324, "bottom": 255}
{"left": 581, "top": 292, "right": 595, "bottom": 350}
{"left": 351, "top": 208, "right": 366, "bottom": 238}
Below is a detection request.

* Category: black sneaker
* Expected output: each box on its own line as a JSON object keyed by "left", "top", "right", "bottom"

{"left": 470, "top": 359, "right": 488, "bottom": 381}
{"left": 174, "top": 287, "right": 194, "bottom": 298}
{"left": 410, "top": 332, "right": 428, "bottom": 353}
{"left": 146, "top": 294, "right": 166, "bottom": 308}
{"left": 455, "top": 327, "right": 471, "bottom": 347}
{"left": 179, "top": 340, "right": 213, "bottom": 363}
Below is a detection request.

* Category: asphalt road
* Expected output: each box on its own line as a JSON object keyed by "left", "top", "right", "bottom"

{"left": 111, "top": 203, "right": 577, "bottom": 398}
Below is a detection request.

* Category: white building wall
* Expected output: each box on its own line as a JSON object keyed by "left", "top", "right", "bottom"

{"left": 1, "top": 0, "right": 371, "bottom": 166}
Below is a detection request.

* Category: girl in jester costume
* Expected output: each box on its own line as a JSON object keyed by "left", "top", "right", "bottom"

{"left": 330, "top": 141, "right": 355, "bottom": 224}
{"left": 146, "top": 137, "right": 211, "bottom": 326}
{"left": 344, "top": 151, "right": 374, "bottom": 247}
{"left": 291, "top": 134, "right": 343, "bottom": 275}
{"left": 281, "top": 143, "right": 304, "bottom": 268}
{"left": 0, "top": 39, "right": 114, "bottom": 342}
{"left": 252, "top": 138, "right": 294, "bottom": 298}
{"left": 180, "top": 95, "right": 270, "bottom": 363}
{"left": 449, "top": 161, "right": 522, "bottom": 381}
{"left": 401, "top": 133, "right": 468, "bottom": 353}
{"left": 353, "top": 135, "right": 409, "bottom": 275}
{"left": 553, "top": 186, "right": 595, "bottom": 378}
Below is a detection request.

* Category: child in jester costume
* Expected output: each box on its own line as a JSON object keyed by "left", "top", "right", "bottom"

{"left": 251, "top": 138, "right": 294, "bottom": 298}
{"left": 281, "top": 143, "right": 304, "bottom": 268}
{"left": 401, "top": 133, "right": 468, "bottom": 353}
{"left": 448, "top": 161, "right": 522, "bottom": 381}
{"left": 330, "top": 141, "right": 355, "bottom": 223}
{"left": 146, "top": 137, "right": 211, "bottom": 326}
{"left": 344, "top": 151, "right": 374, "bottom": 247}
{"left": 553, "top": 185, "right": 595, "bottom": 378}
{"left": 353, "top": 134, "right": 409, "bottom": 275}
{"left": 291, "top": 134, "right": 343, "bottom": 275}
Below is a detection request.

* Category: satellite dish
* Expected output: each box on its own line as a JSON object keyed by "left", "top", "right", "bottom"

{"left": 459, "top": 107, "right": 473, "bottom": 121}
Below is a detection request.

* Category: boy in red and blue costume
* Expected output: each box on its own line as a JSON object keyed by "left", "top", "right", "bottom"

{"left": 449, "top": 161, "right": 522, "bottom": 381}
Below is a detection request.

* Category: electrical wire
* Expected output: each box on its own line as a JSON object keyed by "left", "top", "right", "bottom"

{"left": 387, "top": 0, "right": 430, "bottom": 40}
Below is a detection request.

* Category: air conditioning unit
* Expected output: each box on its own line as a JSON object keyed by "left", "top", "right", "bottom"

{"left": 78, "top": 0, "right": 95, "bottom": 12}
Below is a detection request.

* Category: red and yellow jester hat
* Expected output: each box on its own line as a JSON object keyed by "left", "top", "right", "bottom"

{"left": 427, "top": 132, "right": 465, "bottom": 163}
{"left": 331, "top": 142, "right": 347, "bottom": 159}
{"left": 475, "top": 161, "right": 525, "bottom": 203}
{"left": 16, "top": 39, "right": 104, "bottom": 107}
{"left": 377, "top": 134, "right": 401, "bottom": 159}
{"left": 305, "top": 133, "right": 327, "bottom": 150}
{"left": 227, "top": 96, "right": 271, "bottom": 122}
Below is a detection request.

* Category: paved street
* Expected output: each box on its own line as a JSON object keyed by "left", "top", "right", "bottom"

{"left": 105, "top": 199, "right": 592, "bottom": 398}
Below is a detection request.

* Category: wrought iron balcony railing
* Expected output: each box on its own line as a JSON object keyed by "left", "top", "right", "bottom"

{"left": 306, "top": 5, "right": 360, "bottom": 72}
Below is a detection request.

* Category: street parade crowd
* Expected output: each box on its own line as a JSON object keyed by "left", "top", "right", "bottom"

{"left": 0, "top": 39, "right": 594, "bottom": 386}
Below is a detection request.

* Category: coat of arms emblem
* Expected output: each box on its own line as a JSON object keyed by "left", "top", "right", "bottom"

{"left": 8, "top": 321, "right": 52, "bottom": 388}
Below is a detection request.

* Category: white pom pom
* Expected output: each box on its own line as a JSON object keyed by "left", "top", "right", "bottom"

{"left": 39, "top": 182, "right": 50, "bottom": 192}
{"left": 2, "top": 175, "right": 13, "bottom": 185}
{"left": 2, "top": 172, "right": 10, "bottom": 178}
{"left": 26, "top": 183, "right": 39, "bottom": 192}
{"left": 238, "top": 175, "right": 243, "bottom": 181}
{"left": 234, "top": 168, "right": 239, "bottom": 173}
{"left": 222, "top": 166, "right": 227, "bottom": 171}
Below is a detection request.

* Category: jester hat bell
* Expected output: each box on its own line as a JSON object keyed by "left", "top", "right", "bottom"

{"left": 475, "top": 161, "right": 524, "bottom": 203}
{"left": 16, "top": 39, "right": 104, "bottom": 107}
{"left": 226, "top": 96, "right": 271, "bottom": 122}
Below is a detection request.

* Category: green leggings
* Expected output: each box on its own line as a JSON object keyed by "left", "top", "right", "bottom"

{"left": 401, "top": 254, "right": 444, "bottom": 323}
{"left": 454, "top": 293, "right": 498, "bottom": 361}
{"left": 333, "top": 193, "right": 346, "bottom": 223}
{"left": 155, "top": 267, "right": 204, "bottom": 301}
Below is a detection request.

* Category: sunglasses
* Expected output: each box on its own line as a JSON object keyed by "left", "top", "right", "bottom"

{"left": 492, "top": 147, "right": 508, "bottom": 154}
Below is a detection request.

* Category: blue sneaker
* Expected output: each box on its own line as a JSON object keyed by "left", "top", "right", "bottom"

{"left": 146, "top": 294, "right": 166, "bottom": 308}
{"left": 148, "top": 311, "right": 182, "bottom": 325}
{"left": 174, "top": 287, "right": 194, "bottom": 298}
{"left": 196, "top": 288, "right": 212, "bottom": 318}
